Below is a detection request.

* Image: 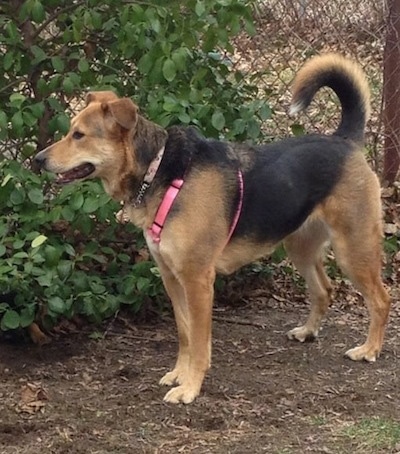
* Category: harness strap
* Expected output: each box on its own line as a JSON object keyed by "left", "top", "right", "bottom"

{"left": 226, "top": 169, "right": 244, "bottom": 244}
{"left": 147, "top": 179, "right": 184, "bottom": 243}
{"left": 147, "top": 169, "right": 244, "bottom": 245}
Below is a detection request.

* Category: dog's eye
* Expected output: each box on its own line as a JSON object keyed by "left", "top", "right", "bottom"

{"left": 72, "top": 131, "right": 84, "bottom": 140}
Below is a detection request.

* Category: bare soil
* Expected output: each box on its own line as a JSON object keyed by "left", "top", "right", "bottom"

{"left": 1, "top": 269, "right": 399, "bottom": 454}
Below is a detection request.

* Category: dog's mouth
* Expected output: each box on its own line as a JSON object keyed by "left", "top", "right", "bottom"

{"left": 56, "top": 163, "right": 95, "bottom": 184}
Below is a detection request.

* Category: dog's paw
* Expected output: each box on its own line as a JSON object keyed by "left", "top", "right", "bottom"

{"left": 345, "top": 344, "right": 379, "bottom": 362}
{"left": 163, "top": 384, "right": 200, "bottom": 404}
{"left": 287, "top": 325, "right": 318, "bottom": 342}
{"left": 159, "top": 369, "right": 184, "bottom": 387}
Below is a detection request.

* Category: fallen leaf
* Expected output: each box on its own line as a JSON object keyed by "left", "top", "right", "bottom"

{"left": 16, "top": 382, "right": 48, "bottom": 414}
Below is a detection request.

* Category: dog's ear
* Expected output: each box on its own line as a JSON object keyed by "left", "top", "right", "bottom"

{"left": 106, "top": 98, "right": 139, "bottom": 130}
{"left": 86, "top": 91, "right": 119, "bottom": 106}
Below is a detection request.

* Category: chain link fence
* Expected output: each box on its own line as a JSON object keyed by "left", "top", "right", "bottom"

{"left": 233, "top": 0, "right": 390, "bottom": 172}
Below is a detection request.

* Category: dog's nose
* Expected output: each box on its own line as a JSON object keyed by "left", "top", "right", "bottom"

{"left": 32, "top": 149, "right": 48, "bottom": 170}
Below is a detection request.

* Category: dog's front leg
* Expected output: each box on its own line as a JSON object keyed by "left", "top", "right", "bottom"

{"left": 163, "top": 269, "right": 215, "bottom": 404}
{"left": 158, "top": 265, "right": 190, "bottom": 387}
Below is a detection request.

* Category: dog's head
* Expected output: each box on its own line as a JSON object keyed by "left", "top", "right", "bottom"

{"left": 34, "top": 91, "right": 140, "bottom": 185}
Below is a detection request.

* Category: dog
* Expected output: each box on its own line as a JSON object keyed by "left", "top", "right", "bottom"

{"left": 34, "top": 54, "right": 390, "bottom": 404}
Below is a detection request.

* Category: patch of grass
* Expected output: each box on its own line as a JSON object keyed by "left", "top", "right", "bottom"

{"left": 310, "top": 415, "right": 328, "bottom": 427}
{"left": 341, "top": 417, "right": 400, "bottom": 451}
{"left": 274, "top": 449, "right": 293, "bottom": 454}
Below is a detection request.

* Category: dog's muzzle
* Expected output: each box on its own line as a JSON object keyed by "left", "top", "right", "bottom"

{"left": 33, "top": 148, "right": 49, "bottom": 171}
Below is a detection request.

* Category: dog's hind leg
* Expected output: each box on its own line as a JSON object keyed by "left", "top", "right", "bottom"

{"left": 285, "top": 219, "right": 333, "bottom": 342}
{"left": 330, "top": 226, "right": 390, "bottom": 362}
{"left": 322, "top": 159, "right": 390, "bottom": 362}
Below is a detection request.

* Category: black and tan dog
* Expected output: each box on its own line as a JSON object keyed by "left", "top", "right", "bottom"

{"left": 34, "top": 54, "right": 390, "bottom": 404}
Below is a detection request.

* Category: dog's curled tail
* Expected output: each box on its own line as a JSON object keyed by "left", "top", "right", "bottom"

{"left": 290, "top": 53, "right": 370, "bottom": 143}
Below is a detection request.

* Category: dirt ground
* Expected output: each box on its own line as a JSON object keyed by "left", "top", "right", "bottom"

{"left": 0, "top": 267, "right": 399, "bottom": 454}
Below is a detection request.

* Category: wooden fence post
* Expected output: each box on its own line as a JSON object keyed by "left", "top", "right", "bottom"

{"left": 382, "top": 0, "right": 400, "bottom": 184}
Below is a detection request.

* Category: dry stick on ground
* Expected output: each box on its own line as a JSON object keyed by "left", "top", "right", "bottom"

{"left": 213, "top": 315, "right": 267, "bottom": 328}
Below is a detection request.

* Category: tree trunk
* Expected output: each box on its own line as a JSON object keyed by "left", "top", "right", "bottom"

{"left": 382, "top": 0, "right": 400, "bottom": 184}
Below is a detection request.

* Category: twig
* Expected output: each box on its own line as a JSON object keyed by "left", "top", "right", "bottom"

{"left": 213, "top": 315, "right": 267, "bottom": 328}
{"left": 103, "top": 331, "right": 177, "bottom": 343}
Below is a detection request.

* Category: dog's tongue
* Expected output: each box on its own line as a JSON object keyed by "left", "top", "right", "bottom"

{"left": 57, "top": 163, "right": 95, "bottom": 184}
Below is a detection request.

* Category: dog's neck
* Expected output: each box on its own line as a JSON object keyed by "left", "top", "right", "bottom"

{"left": 128, "top": 116, "right": 168, "bottom": 206}
{"left": 103, "top": 115, "right": 168, "bottom": 204}
{"left": 99, "top": 116, "right": 167, "bottom": 203}
{"left": 133, "top": 116, "right": 167, "bottom": 160}
{"left": 130, "top": 145, "right": 165, "bottom": 207}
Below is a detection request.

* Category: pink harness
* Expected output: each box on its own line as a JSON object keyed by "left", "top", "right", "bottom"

{"left": 133, "top": 147, "right": 244, "bottom": 245}
{"left": 147, "top": 169, "right": 244, "bottom": 244}
{"left": 147, "top": 178, "right": 184, "bottom": 243}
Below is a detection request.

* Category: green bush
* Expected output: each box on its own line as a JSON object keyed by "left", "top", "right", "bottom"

{"left": 0, "top": 160, "right": 164, "bottom": 330}
{"left": 0, "top": 0, "right": 269, "bottom": 332}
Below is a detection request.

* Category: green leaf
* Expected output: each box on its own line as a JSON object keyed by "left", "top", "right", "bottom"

{"left": 56, "top": 114, "right": 70, "bottom": 133}
{"left": 137, "top": 277, "right": 150, "bottom": 292}
{"left": 163, "top": 95, "right": 179, "bottom": 113}
{"left": 1, "top": 310, "right": 20, "bottom": 330}
{"left": 178, "top": 112, "right": 190, "bottom": 124}
{"left": 0, "top": 303, "right": 9, "bottom": 313}
{"left": 70, "top": 192, "right": 84, "bottom": 210}
{"left": 82, "top": 197, "right": 99, "bottom": 213}
{"left": 247, "top": 119, "right": 260, "bottom": 139}
{"left": 22, "top": 111, "right": 37, "bottom": 127}
{"left": 5, "top": 21, "right": 19, "bottom": 41}
{"left": 259, "top": 104, "right": 272, "bottom": 120}
{"left": 10, "top": 188, "right": 25, "bottom": 205}
{"left": 118, "top": 253, "right": 131, "bottom": 263}
{"left": 20, "top": 307, "right": 35, "bottom": 328}
{"left": 64, "top": 244, "right": 76, "bottom": 257}
{"left": 13, "top": 251, "right": 29, "bottom": 259}
{"left": 291, "top": 123, "right": 305, "bottom": 136}
{"left": 31, "top": 45, "right": 47, "bottom": 64}
{"left": 78, "top": 58, "right": 89, "bottom": 72}
{"left": 10, "top": 93, "right": 26, "bottom": 108}
{"left": 62, "top": 77, "right": 74, "bottom": 95}
{"left": 31, "top": 0, "right": 45, "bottom": 23}
{"left": 28, "top": 188, "right": 44, "bottom": 204}
{"left": 232, "top": 118, "right": 245, "bottom": 135}
{"left": 29, "top": 102, "right": 45, "bottom": 118}
{"left": 244, "top": 18, "right": 256, "bottom": 36}
{"left": 31, "top": 235, "right": 48, "bottom": 248}
{"left": 57, "top": 260, "right": 72, "bottom": 280}
{"left": 211, "top": 111, "right": 225, "bottom": 131}
{"left": 11, "top": 111, "right": 24, "bottom": 131}
{"left": 51, "top": 56, "right": 65, "bottom": 72}
{"left": 0, "top": 110, "right": 7, "bottom": 131}
{"left": 61, "top": 205, "right": 75, "bottom": 221}
{"left": 4, "top": 52, "right": 14, "bottom": 70}
{"left": 44, "top": 245, "right": 61, "bottom": 267}
{"left": 2, "top": 174, "right": 13, "bottom": 187}
{"left": 149, "top": 17, "right": 160, "bottom": 33}
{"left": 195, "top": 1, "right": 206, "bottom": 16}
{"left": 162, "top": 59, "right": 177, "bottom": 82}
{"left": 48, "top": 296, "right": 65, "bottom": 314}
{"left": 12, "top": 239, "right": 25, "bottom": 249}
{"left": 138, "top": 53, "right": 153, "bottom": 74}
